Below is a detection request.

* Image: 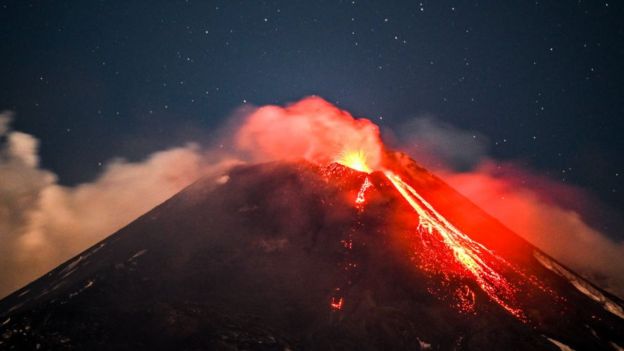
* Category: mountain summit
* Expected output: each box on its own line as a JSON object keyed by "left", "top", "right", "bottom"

{"left": 1, "top": 155, "right": 623, "bottom": 350}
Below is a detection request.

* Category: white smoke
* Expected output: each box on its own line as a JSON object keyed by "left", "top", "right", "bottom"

{"left": 0, "top": 112, "right": 240, "bottom": 298}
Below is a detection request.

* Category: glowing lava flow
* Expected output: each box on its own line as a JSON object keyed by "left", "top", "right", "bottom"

{"left": 355, "top": 177, "right": 373, "bottom": 207}
{"left": 383, "top": 170, "right": 525, "bottom": 319}
{"left": 333, "top": 149, "right": 527, "bottom": 319}
{"left": 324, "top": 164, "right": 375, "bottom": 312}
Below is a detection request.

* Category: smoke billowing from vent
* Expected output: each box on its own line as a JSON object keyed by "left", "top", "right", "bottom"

{"left": 236, "top": 96, "right": 384, "bottom": 170}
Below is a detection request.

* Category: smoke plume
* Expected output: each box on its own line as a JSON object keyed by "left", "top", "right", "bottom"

{"left": 236, "top": 96, "right": 384, "bottom": 169}
{"left": 0, "top": 112, "right": 239, "bottom": 298}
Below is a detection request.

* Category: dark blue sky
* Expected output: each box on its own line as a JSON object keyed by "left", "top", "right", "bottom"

{"left": 1, "top": 1, "right": 622, "bottom": 219}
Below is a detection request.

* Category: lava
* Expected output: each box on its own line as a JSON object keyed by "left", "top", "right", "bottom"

{"left": 383, "top": 170, "right": 525, "bottom": 319}
{"left": 355, "top": 177, "right": 372, "bottom": 207}
{"left": 329, "top": 149, "right": 527, "bottom": 318}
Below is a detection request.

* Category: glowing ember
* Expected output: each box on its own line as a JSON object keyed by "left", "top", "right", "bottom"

{"left": 330, "top": 296, "right": 344, "bottom": 311}
{"left": 340, "top": 239, "right": 353, "bottom": 250}
{"left": 337, "top": 150, "right": 372, "bottom": 173}
{"left": 383, "top": 170, "right": 525, "bottom": 319}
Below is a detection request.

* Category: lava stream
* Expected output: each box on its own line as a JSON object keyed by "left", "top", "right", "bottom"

{"left": 355, "top": 177, "right": 372, "bottom": 207}
{"left": 383, "top": 170, "right": 525, "bottom": 319}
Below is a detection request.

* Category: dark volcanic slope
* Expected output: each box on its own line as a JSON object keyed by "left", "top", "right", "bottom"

{"left": 0, "top": 161, "right": 623, "bottom": 350}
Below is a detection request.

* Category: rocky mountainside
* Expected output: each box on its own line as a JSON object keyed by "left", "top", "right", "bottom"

{"left": 1, "top": 158, "right": 623, "bottom": 350}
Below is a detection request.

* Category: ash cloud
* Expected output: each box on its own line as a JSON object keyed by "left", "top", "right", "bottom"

{"left": 0, "top": 112, "right": 239, "bottom": 298}
{"left": 394, "top": 116, "right": 624, "bottom": 297}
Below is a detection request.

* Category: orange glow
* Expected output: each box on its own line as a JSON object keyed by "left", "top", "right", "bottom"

{"left": 337, "top": 150, "right": 372, "bottom": 173}
{"left": 383, "top": 170, "right": 525, "bottom": 320}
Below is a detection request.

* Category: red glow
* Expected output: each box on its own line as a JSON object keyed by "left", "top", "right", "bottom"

{"left": 440, "top": 163, "right": 615, "bottom": 288}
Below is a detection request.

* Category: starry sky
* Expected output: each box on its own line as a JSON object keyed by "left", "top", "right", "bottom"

{"left": 1, "top": 1, "right": 622, "bottom": 225}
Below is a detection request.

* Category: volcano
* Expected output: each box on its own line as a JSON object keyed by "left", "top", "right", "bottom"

{"left": 1, "top": 153, "right": 623, "bottom": 350}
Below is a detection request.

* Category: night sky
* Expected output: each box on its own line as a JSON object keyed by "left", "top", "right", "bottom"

{"left": 1, "top": 1, "right": 622, "bottom": 224}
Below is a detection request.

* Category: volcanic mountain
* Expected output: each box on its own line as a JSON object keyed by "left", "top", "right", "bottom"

{"left": 1, "top": 153, "right": 623, "bottom": 350}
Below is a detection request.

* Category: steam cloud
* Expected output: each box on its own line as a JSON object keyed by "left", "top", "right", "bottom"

{"left": 0, "top": 97, "right": 622, "bottom": 299}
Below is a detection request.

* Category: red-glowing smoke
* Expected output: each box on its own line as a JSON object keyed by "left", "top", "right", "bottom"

{"left": 391, "top": 116, "right": 624, "bottom": 297}
{"left": 441, "top": 162, "right": 624, "bottom": 296}
{"left": 236, "top": 96, "right": 384, "bottom": 170}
